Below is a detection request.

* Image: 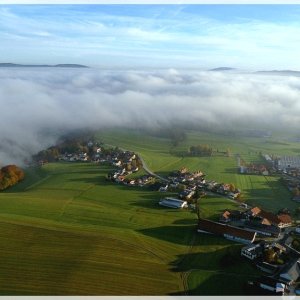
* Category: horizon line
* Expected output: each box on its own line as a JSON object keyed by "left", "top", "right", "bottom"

{"left": 1, "top": 0, "right": 300, "bottom": 4}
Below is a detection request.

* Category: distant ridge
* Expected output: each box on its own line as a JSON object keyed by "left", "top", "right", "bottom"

{"left": 209, "top": 67, "right": 236, "bottom": 71}
{"left": 0, "top": 63, "right": 89, "bottom": 68}
{"left": 256, "top": 70, "right": 300, "bottom": 76}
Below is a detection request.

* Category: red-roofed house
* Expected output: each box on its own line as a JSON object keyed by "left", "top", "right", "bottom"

{"left": 247, "top": 207, "right": 292, "bottom": 228}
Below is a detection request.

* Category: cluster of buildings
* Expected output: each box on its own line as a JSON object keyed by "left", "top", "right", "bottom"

{"left": 240, "top": 164, "right": 270, "bottom": 176}
{"left": 160, "top": 167, "right": 241, "bottom": 201}
{"left": 59, "top": 151, "right": 91, "bottom": 162}
{"left": 277, "top": 156, "right": 300, "bottom": 171}
{"left": 198, "top": 206, "right": 292, "bottom": 244}
{"left": 241, "top": 238, "right": 300, "bottom": 295}
{"left": 197, "top": 205, "right": 298, "bottom": 295}
{"left": 106, "top": 150, "right": 159, "bottom": 188}
{"left": 166, "top": 167, "right": 205, "bottom": 186}
{"left": 219, "top": 206, "right": 292, "bottom": 238}
{"left": 263, "top": 153, "right": 300, "bottom": 176}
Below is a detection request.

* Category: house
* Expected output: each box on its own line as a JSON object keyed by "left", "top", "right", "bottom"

{"left": 220, "top": 210, "right": 232, "bottom": 223}
{"left": 244, "top": 221, "right": 281, "bottom": 238}
{"left": 179, "top": 189, "right": 195, "bottom": 200}
{"left": 277, "top": 214, "right": 293, "bottom": 228}
{"left": 159, "top": 184, "right": 169, "bottom": 192}
{"left": 240, "top": 166, "right": 248, "bottom": 174}
{"left": 279, "top": 258, "right": 300, "bottom": 285}
{"left": 256, "top": 276, "right": 286, "bottom": 295}
{"left": 256, "top": 262, "right": 280, "bottom": 274}
{"left": 247, "top": 207, "right": 292, "bottom": 228}
{"left": 278, "top": 156, "right": 300, "bottom": 170}
{"left": 219, "top": 210, "right": 242, "bottom": 223}
{"left": 240, "top": 203, "right": 248, "bottom": 209}
{"left": 117, "top": 175, "right": 125, "bottom": 182}
{"left": 241, "top": 243, "right": 263, "bottom": 260}
{"left": 159, "top": 197, "right": 188, "bottom": 209}
{"left": 179, "top": 167, "right": 188, "bottom": 174}
{"left": 193, "top": 170, "right": 204, "bottom": 178}
{"left": 197, "top": 218, "right": 256, "bottom": 244}
{"left": 248, "top": 206, "right": 262, "bottom": 217}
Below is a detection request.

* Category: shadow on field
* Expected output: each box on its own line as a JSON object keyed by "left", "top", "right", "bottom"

{"left": 69, "top": 176, "right": 104, "bottom": 185}
{"left": 171, "top": 243, "right": 242, "bottom": 273}
{"left": 222, "top": 167, "right": 239, "bottom": 174}
{"left": 137, "top": 225, "right": 196, "bottom": 246}
{"left": 172, "top": 219, "right": 196, "bottom": 225}
{"left": 169, "top": 273, "right": 249, "bottom": 295}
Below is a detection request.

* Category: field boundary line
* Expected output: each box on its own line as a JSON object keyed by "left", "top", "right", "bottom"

{"left": 60, "top": 184, "right": 95, "bottom": 217}
{"left": 24, "top": 175, "right": 52, "bottom": 191}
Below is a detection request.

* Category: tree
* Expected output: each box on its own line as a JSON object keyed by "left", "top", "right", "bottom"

{"left": 126, "top": 163, "right": 132, "bottom": 172}
{"left": 264, "top": 248, "right": 277, "bottom": 263}
{"left": 229, "top": 183, "right": 236, "bottom": 193}
{"left": 0, "top": 165, "right": 24, "bottom": 191}
{"left": 189, "top": 144, "right": 213, "bottom": 156}
{"left": 131, "top": 159, "right": 137, "bottom": 170}
{"left": 226, "top": 148, "right": 231, "bottom": 157}
{"left": 293, "top": 187, "right": 300, "bottom": 196}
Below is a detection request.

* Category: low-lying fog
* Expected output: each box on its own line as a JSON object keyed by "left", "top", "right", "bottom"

{"left": 1, "top": 67, "right": 300, "bottom": 165}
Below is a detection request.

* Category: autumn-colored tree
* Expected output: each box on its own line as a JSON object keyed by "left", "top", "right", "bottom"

{"left": 126, "top": 163, "right": 132, "bottom": 172}
{"left": 229, "top": 183, "right": 236, "bottom": 192}
{"left": 0, "top": 165, "right": 24, "bottom": 191}
{"left": 264, "top": 248, "right": 277, "bottom": 263}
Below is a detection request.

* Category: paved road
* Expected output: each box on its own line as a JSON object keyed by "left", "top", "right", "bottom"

{"left": 138, "top": 155, "right": 169, "bottom": 182}
{"left": 104, "top": 143, "right": 168, "bottom": 182}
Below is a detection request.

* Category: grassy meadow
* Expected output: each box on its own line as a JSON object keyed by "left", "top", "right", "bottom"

{"left": 0, "top": 128, "right": 299, "bottom": 295}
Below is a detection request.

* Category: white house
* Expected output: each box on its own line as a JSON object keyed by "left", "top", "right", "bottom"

{"left": 241, "top": 244, "right": 263, "bottom": 260}
{"left": 159, "top": 197, "right": 188, "bottom": 209}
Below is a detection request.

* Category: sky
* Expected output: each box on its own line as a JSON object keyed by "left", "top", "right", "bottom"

{"left": 1, "top": 4, "right": 300, "bottom": 69}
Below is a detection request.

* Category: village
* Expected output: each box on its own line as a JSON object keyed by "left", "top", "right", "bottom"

{"left": 31, "top": 139, "right": 300, "bottom": 296}
{"left": 98, "top": 145, "right": 300, "bottom": 295}
{"left": 99, "top": 146, "right": 300, "bottom": 296}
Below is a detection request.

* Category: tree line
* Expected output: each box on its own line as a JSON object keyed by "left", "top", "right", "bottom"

{"left": 0, "top": 165, "right": 24, "bottom": 191}
{"left": 188, "top": 144, "right": 213, "bottom": 156}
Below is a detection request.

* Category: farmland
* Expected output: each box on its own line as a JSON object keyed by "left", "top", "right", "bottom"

{"left": 100, "top": 129, "right": 295, "bottom": 211}
{"left": 0, "top": 128, "right": 299, "bottom": 295}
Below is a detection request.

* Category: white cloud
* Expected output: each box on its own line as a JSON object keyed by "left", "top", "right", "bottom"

{"left": 0, "top": 68, "right": 300, "bottom": 165}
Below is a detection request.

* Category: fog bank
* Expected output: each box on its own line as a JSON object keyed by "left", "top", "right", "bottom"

{"left": 1, "top": 67, "right": 300, "bottom": 165}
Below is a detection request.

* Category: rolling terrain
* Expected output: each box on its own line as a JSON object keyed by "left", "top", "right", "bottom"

{"left": 0, "top": 129, "right": 298, "bottom": 295}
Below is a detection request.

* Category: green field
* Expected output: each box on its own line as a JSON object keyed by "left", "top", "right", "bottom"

{"left": 0, "top": 129, "right": 299, "bottom": 295}
{"left": 100, "top": 129, "right": 296, "bottom": 212}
